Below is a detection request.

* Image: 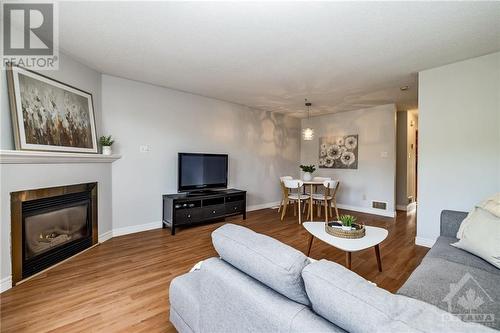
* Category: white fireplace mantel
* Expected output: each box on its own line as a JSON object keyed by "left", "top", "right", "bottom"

{"left": 0, "top": 150, "right": 121, "bottom": 164}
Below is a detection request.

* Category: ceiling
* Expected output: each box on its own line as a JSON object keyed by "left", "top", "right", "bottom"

{"left": 57, "top": 2, "right": 500, "bottom": 117}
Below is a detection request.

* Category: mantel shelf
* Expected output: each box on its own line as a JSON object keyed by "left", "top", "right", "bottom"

{"left": 0, "top": 150, "right": 122, "bottom": 164}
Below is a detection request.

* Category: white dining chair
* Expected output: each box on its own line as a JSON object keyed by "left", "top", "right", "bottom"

{"left": 282, "top": 179, "right": 310, "bottom": 224}
{"left": 311, "top": 180, "right": 340, "bottom": 222}
{"left": 309, "top": 176, "right": 331, "bottom": 217}
{"left": 278, "top": 176, "right": 293, "bottom": 214}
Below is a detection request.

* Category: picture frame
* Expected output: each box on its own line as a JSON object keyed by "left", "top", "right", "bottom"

{"left": 6, "top": 64, "right": 98, "bottom": 153}
{"left": 319, "top": 134, "right": 359, "bottom": 169}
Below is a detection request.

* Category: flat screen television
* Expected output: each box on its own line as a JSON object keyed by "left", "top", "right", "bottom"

{"left": 178, "top": 153, "right": 228, "bottom": 192}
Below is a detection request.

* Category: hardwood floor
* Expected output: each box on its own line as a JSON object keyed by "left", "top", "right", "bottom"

{"left": 0, "top": 208, "right": 428, "bottom": 332}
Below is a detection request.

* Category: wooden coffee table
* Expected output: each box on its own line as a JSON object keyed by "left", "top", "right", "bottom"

{"left": 303, "top": 222, "right": 388, "bottom": 271}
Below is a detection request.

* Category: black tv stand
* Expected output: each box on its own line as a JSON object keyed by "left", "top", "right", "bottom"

{"left": 162, "top": 189, "right": 246, "bottom": 235}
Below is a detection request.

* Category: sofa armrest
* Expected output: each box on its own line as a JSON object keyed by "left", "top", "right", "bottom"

{"left": 440, "top": 210, "right": 468, "bottom": 238}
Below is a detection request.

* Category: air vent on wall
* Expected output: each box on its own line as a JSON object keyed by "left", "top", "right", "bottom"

{"left": 372, "top": 201, "right": 387, "bottom": 210}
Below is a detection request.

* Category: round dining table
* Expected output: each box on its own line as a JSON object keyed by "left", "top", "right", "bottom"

{"left": 302, "top": 180, "right": 324, "bottom": 221}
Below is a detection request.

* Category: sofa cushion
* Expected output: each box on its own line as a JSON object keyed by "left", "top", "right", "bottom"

{"left": 169, "top": 270, "right": 201, "bottom": 333}
{"left": 426, "top": 236, "right": 500, "bottom": 275}
{"left": 303, "top": 259, "right": 495, "bottom": 333}
{"left": 398, "top": 257, "right": 500, "bottom": 330}
{"left": 211, "top": 223, "right": 311, "bottom": 305}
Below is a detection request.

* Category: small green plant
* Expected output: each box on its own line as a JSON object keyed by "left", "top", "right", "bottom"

{"left": 339, "top": 214, "right": 357, "bottom": 227}
{"left": 299, "top": 164, "right": 316, "bottom": 173}
{"left": 99, "top": 135, "right": 114, "bottom": 147}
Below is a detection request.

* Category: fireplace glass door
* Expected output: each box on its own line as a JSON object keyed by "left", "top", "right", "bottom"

{"left": 24, "top": 204, "right": 89, "bottom": 260}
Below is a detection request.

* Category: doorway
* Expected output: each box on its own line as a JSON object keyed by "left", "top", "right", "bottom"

{"left": 396, "top": 110, "right": 418, "bottom": 212}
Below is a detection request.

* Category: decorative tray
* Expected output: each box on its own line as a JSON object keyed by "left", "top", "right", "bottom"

{"left": 325, "top": 221, "right": 365, "bottom": 239}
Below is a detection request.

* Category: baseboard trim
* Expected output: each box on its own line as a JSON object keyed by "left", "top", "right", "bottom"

{"left": 98, "top": 230, "right": 113, "bottom": 243}
{"left": 252, "top": 200, "right": 396, "bottom": 218}
{"left": 1, "top": 276, "right": 12, "bottom": 293}
{"left": 415, "top": 236, "right": 436, "bottom": 248}
{"left": 112, "top": 221, "right": 162, "bottom": 237}
{"left": 336, "top": 203, "right": 396, "bottom": 218}
{"left": 247, "top": 201, "right": 280, "bottom": 212}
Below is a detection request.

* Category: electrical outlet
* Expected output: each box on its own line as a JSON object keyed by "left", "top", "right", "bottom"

{"left": 362, "top": 194, "right": 367, "bottom": 200}
{"left": 139, "top": 145, "right": 151, "bottom": 153}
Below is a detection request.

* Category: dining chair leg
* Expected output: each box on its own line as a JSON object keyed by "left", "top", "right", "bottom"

{"left": 278, "top": 200, "right": 282, "bottom": 213}
{"left": 294, "top": 201, "right": 297, "bottom": 216}
{"left": 333, "top": 199, "right": 339, "bottom": 220}
{"left": 298, "top": 198, "right": 302, "bottom": 224}
{"left": 324, "top": 199, "right": 328, "bottom": 223}
{"left": 280, "top": 199, "right": 288, "bottom": 221}
{"left": 317, "top": 201, "right": 321, "bottom": 217}
{"left": 329, "top": 202, "right": 333, "bottom": 217}
{"left": 307, "top": 201, "right": 311, "bottom": 221}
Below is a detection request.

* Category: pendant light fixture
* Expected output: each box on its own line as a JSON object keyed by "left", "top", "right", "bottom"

{"left": 302, "top": 99, "right": 314, "bottom": 141}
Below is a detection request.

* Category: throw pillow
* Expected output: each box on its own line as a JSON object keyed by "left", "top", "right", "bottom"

{"left": 452, "top": 207, "right": 500, "bottom": 269}
{"left": 457, "top": 193, "right": 500, "bottom": 239}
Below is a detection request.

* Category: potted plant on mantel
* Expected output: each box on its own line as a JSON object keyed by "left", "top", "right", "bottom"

{"left": 339, "top": 214, "right": 356, "bottom": 231}
{"left": 99, "top": 135, "right": 114, "bottom": 156}
{"left": 299, "top": 164, "right": 316, "bottom": 181}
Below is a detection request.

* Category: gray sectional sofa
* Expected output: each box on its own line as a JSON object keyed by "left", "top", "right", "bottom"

{"left": 169, "top": 210, "right": 498, "bottom": 332}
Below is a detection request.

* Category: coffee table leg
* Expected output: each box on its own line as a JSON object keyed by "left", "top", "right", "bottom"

{"left": 346, "top": 252, "right": 351, "bottom": 270}
{"left": 374, "top": 244, "right": 382, "bottom": 272}
{"left": 307, "top": 235, "right": 314, "bottom": 256}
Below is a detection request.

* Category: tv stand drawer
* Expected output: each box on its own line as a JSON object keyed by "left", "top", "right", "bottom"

{"left": 202, "top": 204, "right": 225, "bottom": 219}
{"left": 226, "top": 201, "right": 244, "bottom": 214}
{"left": 175, "top": 209, "right": 201, "bottom": 225}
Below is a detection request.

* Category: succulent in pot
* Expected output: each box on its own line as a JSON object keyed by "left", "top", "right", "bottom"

{"left": 299, "top": 164, "right": 316, "bottom": 181}
{"left": 99, "top": 135, "right": 114, "bottom": 155}
{"left": 339, "top": 214, "right": 356, "bottom": 231}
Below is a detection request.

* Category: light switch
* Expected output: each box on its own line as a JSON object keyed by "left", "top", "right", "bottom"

{"left": 139, "top": 145, "right": 151, "bottom": 153}
{"left": 380, "top": 151, "right": 388, "bottom": 158}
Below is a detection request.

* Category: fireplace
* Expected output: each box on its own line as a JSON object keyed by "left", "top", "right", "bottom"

{"left": 11, "top": 183, "right": 98, "bottom": 285}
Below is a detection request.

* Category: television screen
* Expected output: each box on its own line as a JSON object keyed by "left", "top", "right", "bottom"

{"left": 178, "top": 153, "right": 228, "bottom": 192}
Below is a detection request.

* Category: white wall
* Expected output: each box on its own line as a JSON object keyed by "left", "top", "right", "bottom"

{"left": 1, "top": 53, "right": 103, "bottom": 149}
{"left": 417, "top": 52, "right": 500, "bottom": 245}
{"left": 101, "top": 75, "right": 300, "bottom": 229}
{"left": 300, "top": 104, "right": 397, "bottom": 217}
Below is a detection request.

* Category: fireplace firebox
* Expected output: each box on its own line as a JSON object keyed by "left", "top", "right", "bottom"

{"left": 11, "top": 183, "right": 98, "bottom": 285}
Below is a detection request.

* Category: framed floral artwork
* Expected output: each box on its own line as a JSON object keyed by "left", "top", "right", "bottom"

{"left": 319, "top": 135, "right": 358, "bottom": 169}
{"left": 6, "top": 64, "right": 98, "bottom": 153}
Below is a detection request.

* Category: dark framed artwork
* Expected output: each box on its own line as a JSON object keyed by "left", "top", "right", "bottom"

{"left": 6, "top": 64, "right": 98, "bottom": 153}
{"left": 319, "top": 135, "right": 359, "bottom": 169}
